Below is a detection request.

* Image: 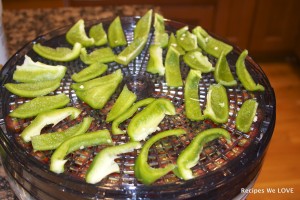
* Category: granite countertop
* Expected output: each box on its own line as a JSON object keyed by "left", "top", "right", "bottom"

{"left": 0, "top": 5, "right": 158, "bottom": 200}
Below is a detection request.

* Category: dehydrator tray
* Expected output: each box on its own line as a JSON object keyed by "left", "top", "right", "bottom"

{"left": 0, "top": 16, "right": 275, "bottom": 200}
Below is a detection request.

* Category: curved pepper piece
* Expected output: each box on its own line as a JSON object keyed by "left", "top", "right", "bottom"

{"left": 66, "top": 19, "right": 95, "bottom": 47}
{"left": 80, "top": 47, "right": 115, "bottom": 64}
{"left": 236, "top": 50, "right": 265, "bottom": 91}
{"left": 168, "top": 33, "right": 185, "bottom": 55}
{"left": 86, "top": 141, "right": 141, "bottom": 184}
{"left": 112, "top": 98, "right": 155, "bottom": 135}
{"left": 73, "top": 69, "right": 123, "bottom": 109}
{"left": 128, "top": 98, "right": 176, "bottom": 141}
{"left": 176, "top": 26, "right": 197, "bottom": 52}
{"left": 146, "top": 44, "right": 165, "bottom": 76}
{"left": 203, "top": 84, "right": 229, "bottom": 123}
{"left": 214, "top": 51, "right": 237, "bottom": 86}
{"left": 20, "top": 107, "right": 81, "bottom": 142}
{"left": 71, "top": 62, "right": 108, "bottom": 83}
{"left": 184, "top": 69, "right": 204, "bottom": 121}
{"left": 175, "top": 128, "right": 231, "bottom": 180}
{"left": 134, "top": 9, "right": 152, "bottom": 39}
{"left": 106, "top": 85, "right": 137, "bottom": 122}
{"left": 32, "top": 116, "right": 93, "bottom": 151}
{"left": 134, "top": 129, "right": 186, "bottom": 185}
{"left": 183, "top": 50, "right": 214, "bottom": 73}
{"left": 9, "top": 94, "right": 70, "bottom": 119}
{"left": 165, "top": 46, "right": 183, "bottom": 87}
{"left": 108, "top": 16, "right": 127, "bottom": 48}
{"left": 5, "top": 79, "right": 61, "bottom": 98}
{"left": 153, "top": 13, "right": 169, "bottom": 48}
{"left": 50, "top": 130, "right": 113, "bottom": 174}
{"left": 89, "top": 22, "right": 107, "bottom": 46}
{"left": 236, "top": 99, "right": 258, "bottom": 133}
{"left": 13, "top": 55, "right": 67, "bottom": 83}
{"left": 33, "top": 42, "right": 82, "bottom": 62}
{"left": 193, "top": 26, "right": 233, "bottom": 58}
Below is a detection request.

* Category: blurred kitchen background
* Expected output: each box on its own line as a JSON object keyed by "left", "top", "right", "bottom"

{"left": 1, "top": 0, "right": 300, "bottom": 200}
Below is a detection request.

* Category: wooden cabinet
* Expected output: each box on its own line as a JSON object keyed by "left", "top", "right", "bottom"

{"left": 3, "top": 0, "right": 300, "bottom": 59}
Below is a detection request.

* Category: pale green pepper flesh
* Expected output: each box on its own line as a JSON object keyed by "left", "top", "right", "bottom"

{"left": 108, "top": 16, "right": 127, "bottom": 48}
{"left": 165, "top": 46, "right": 183, "bottom": 87}
{"left": 71, "top": 62, "right": 108, "bottom": 83}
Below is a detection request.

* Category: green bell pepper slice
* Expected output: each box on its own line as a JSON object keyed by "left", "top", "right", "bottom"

{"left": 9, "top": 94, "right": 70, "bottom": 119}
{"left": 236, "top": 50, "right": 265, "bottom": 91}
{"left": 168, "top": 33, "right": 185, "bottom": 55}
{"left": 20, "top": 107, "right": 81, "bottom": 142}
{"left": 86, "top": 141, "right": 141, "bottom": 184}
{"left": 32, "top": 116, "right": 93, "bottom": 151}
{"left": 193, "top": 26, "right": 233, "bottom": 58}
{"left": 165, "top": 46, "right": 183, "bottom": 87}
{"left": 214, "top": 51, "right": 237, "bottom": 86}
{"left": 80, "top": 47, "right": 115, "bottom": 64}
{"left": 176, "top": 26, "right": 198, "bottom": 52}
{"left": 13, "top": 55, "right": 67, "bottom": 83}
{"left": 134, "top": 129, "right": 186, "bottom": 185}
{"left": 71, "top": 62, "right": 108, "bottom": 83}
{"left": 184, "top": 69, "right": 204, "bottom": 121}
{"left": 183, "top": 50, "right": 214, "bottom": 73}
{"left": 175, "top": 128, "right": 231, "bottom": 180}
{"left": 66, "top": 19, "right": 95, "bottom": 47}
{"left": 153, "top": 13, "right": 169, "bottom": 48}
{"left": 33, "top": 42, "right": 82, "bottom": 62}
{"left": 108, "top": 16, "right": 127, "bottom": 48}
{"left": 112, "top": 98, "right": 155, "bottom": 135}
{"left": 106, "top": 85, "right": 137, "bottom": 122}
{"left": 128, "top": 98, "right": 176, "bottom": 141}
{"left": 146, "top": 44, "right": 165, "bottom": 76}
{"left": 115, "top": 37, "right": 147, "bottom": 66}
{"left": 75, "top": 79, "right": 122, "bottom": 109}
{"left": 89, "top": 22, "right": 107, "bottom": 46}
{"left": 134, "top": 9, "right": 152, "bottom": 39}
{"left": 50, "top": 130, "right": 113, "bottom": 174}
{"left": 236, "top": 99, "right": 258, "bottom": 133}
{"left": 5, "top": 79, "right": 61, "bottom": 98}
{"left": 71, "top": 69, "right": 122, "bottom": 91}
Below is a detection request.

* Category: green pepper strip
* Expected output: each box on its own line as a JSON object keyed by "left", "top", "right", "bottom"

{"left": 20, "top": 107, "right": 81, "bottom": 142}
{"left": 89, "top": 22, "right": 107, "bottom": 46}
{"left": 86, "top": 141, "right": 141, "bottom": 184}
{"left": 9, "top": 94, "right": 70, "bottom": 119}
{"left": 214, "top": 51, "right": 237, "bottom": 86}
{"left": 175, "top": 128, "right": 231, "bottom": 180}
{"left": 128, "top": 98, "right": 176, "bottom": 141}
{"left": 236, "top": 50, "right": 265, "bottom": 91}
{"left": 80, "top": 47, "right": 116, "bottom": 64}
{"left": 184, "top": 69, "right": 204, "bottom": 121}
{"left": 13, "top": 55, "right": 67, "bottom": 83}
{"left": 50, "top": 130, "right": 113, "bottom": 174}
{"left": 108, "top": 16, "right": 127, "bottom": 48}
{"left": 106, "top": 85, "right": 137, "bottom": 122}
{"left": 183, "top": 50, "right": 214, "bottom": 73}
{"left": 32, "top": 42, "right": 82, "bottom": 62}
{"left": 115, "top": 37, "right": 148, "bottom": 66}
{"left": 165, "top": 46, "right": 183, "bottom": 87}
{"left": 71, "top": 62, "right": 108, "bottom": 83}
{"left": 193, "top": 26, "right": 233, "bottom": 58}
{"left": 112, "top": 98, "right": 155, "bottom": 135}
{"left": 134, "top": 129, "right": 186, "bottom": 185}
{"left": 31, "top": 117, "right": 93, "bottom": 151}
{"left": 176, "top": 26, "right": 198, "bottom": 52}
{"left": 236, "top": 99, "right": 258, "bottom": 133}
{"left": 146, "top": 44, "right": 165, "bottom": 76}
{"left": 168, "top": 33, "right": 185, "bottom": 55}
{"left": 134, "top": 9, "right": 152, "bottom": 39}
{"left": 153, "top": 13, "right": 169, "bottom": 48}
{"left": 71, "top": 69, "right": 122, "bottom": 91}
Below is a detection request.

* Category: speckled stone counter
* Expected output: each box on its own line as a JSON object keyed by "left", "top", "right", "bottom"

{"left": 0, "top": 5, "right": 158, "bottom": 200}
